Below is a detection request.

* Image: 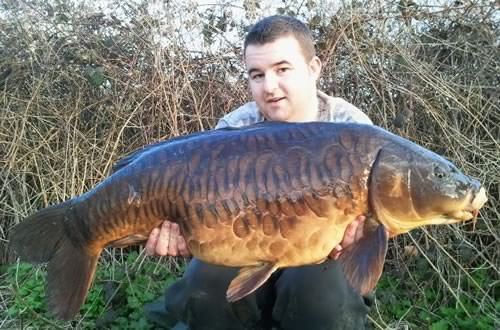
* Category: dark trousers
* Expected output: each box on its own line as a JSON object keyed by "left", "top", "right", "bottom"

{"left": 158, "top": 258, "right": 371, "bottom": 330}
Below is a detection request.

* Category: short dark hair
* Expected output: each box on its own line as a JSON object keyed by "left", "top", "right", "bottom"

{"left": 244, "top": 15, "right": 315, "bottom": 61}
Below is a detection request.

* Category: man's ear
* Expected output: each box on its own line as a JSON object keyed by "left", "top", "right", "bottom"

{"left": 309, "top": 56, "right": 322, "bottom": 80}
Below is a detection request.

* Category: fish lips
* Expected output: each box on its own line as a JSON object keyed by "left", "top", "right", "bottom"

{"left": 444, "top": 187, "right": 487, "bottom": 222}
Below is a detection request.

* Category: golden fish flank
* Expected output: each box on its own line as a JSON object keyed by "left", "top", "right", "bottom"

{"left": 10, "top": 121, "right": 487, "bottom": 320}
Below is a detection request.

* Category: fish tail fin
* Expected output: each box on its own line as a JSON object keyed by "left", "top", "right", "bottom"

{"left": 10, "top": 202, "right": 101, "bottom": 320}
{"left": 10, "top": 202, "right": 70, "bottom": 263}
{"left": 47, "top": 238, "right": 100, "bottom": 320}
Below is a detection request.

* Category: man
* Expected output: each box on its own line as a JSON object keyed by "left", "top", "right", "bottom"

{"left": 144, "top": 15, "right": 373, "bottom": 329}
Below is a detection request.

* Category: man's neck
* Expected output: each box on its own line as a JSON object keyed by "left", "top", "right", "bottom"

{"left": 291, "top": 90, "right": 319, "bottom": 122}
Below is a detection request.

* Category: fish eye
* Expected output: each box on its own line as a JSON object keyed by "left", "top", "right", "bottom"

{"left": 434, "top": 165, "right": 449, "bottom": 179}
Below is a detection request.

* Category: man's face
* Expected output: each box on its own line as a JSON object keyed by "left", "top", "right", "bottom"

{"left": 244, "top": 36, "right": 322, "bottom": 122}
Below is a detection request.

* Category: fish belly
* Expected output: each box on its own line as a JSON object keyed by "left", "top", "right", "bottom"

{"left": 185, "top": 211, "right": 352, "bottom": 268}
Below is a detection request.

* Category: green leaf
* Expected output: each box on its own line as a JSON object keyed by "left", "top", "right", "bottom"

{"left": 439, "top": 306, "right": 456, "bottom": 317}
{"left": 431, "top": 319, "right": 450, "bottom": 330}
{"left": 127, "top": 296, "right": 140, "bottom": 309}
{"left": 85, "top": 67, "right": 106, "bottom": 87}
{"left": 7, "top": 306, "right": 18, "bottom": 317}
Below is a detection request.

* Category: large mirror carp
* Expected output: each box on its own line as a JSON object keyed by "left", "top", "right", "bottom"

{"left": 10, "top": 122, "right": 487, "bottom": 320}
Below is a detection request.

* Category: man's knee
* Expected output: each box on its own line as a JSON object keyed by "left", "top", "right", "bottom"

{"left": 273, "top": 260, "right": 370, "bottom": 330}
{"left": 164, "top": 258, "right": 266, "bottom": 330}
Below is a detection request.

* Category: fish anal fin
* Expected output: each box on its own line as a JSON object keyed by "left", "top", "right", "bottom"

{"left": 109, "top": 234, "right": 149, "bottom": 247}
{"left": 226, "top": 263, "right": 278, "bottom": 302}
{"left": 339, "top": 224, "right": 388, "bottom": 296}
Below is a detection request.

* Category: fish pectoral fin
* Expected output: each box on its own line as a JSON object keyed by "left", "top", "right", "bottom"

{"left": 226, "top": 263, "right": 278, "bottom": 302}
{"left": 339, "top": 224, "right": 388, "bottom": 296}
{"left": 109, "top": 234, "right": 150, "bottom": 248}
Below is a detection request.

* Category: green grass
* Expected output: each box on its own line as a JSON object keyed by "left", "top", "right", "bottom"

{"left": 2, "top": 251, "right": 185, "bottom": 329}
{"left": 2, "top": 251, "right": 498, "bottom": 329}
{"left": 370, "top": 268, "right": 499, "bottom": 329}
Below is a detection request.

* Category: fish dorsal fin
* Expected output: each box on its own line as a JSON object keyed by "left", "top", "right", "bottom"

{"left": 111, "top": 147, "right": 151, "bottom": 173}
{"left": 112, "top": 127, "right": 247, "bottom": 173}
{"left": 339, "top": 223, "right": 388, "bottom": 295}
{"left": 226, "top": 263, "right": 278, "bottom": 302}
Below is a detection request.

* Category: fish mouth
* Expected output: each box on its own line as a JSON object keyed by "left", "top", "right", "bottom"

{"left": 471, "top": 187, "right": 488, "bottom": 209}
{"left": 445, "top": 209, "right": 476, "bottom": 221}
{"left": 445, "top": 187, "right": 487, "bottom": 222}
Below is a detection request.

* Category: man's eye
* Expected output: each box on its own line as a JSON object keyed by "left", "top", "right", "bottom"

{"left": 277, "top": 67, "right": 290, "bottom": 73}
{"left": 251, "top": 73, "right": 264, "bottom": 80}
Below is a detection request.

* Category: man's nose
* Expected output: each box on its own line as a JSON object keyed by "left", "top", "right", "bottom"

{"left": 263, "top": 74, "right": 278, "bottom": 93}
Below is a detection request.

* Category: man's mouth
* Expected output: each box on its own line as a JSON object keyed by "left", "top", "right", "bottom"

{"left": 266, "top": 97, "right": 285, "bottom": 104}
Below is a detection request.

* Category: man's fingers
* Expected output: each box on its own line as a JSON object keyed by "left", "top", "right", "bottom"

{"left": 329, "top": 244, "right": 343, "bottom": 260}
{"left": 341, "top": 219, "right": 359, "bottom": 248}
{"left": 145, "top": 227, "right": 160, "bottom": 256}
{"left": 338, "top": 215, "right": 367, "bottom": 250}
{"left": 177, "top": 233, "right": 190, "bottom": 257}
{"left": 156, "top": 221, "right": 172, "bottom": 256}
{"left": 167, "top": 223, "right": 180, "bottom": 256}
{"left": 354, "top": 215, "right": 366, "bottom": 241}
{"left": 144, "top": 221, "right": 190, "bottom": 257}
{"left": 171, "top": 223, "right": 191, "bottom": 257}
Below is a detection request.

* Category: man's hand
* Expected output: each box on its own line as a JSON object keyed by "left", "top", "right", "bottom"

{"left": 145, "top": 221, "right": 190, "bottom": 257}
{"left": 329, "top": 215, "right": 366, "bottom": 260}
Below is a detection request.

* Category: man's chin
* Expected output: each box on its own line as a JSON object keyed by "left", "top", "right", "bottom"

{"left": 263, "top": 108, "right": 292, "bottom": 122}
